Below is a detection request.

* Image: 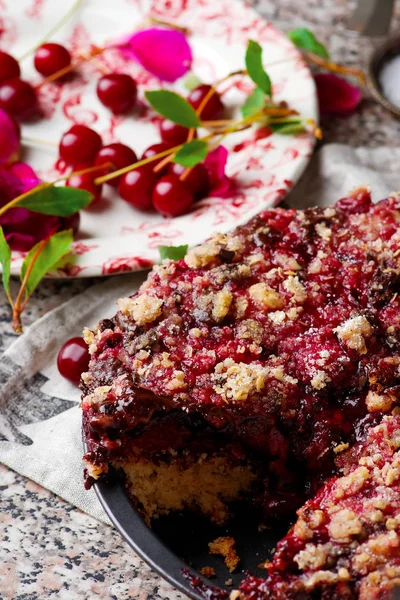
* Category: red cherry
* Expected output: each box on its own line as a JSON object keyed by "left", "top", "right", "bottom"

{"left": 188, "top": 84, "right": 224, "bottom": 120}
{"left": 97, "top": 74, "right": 137, "bottom": 114}
{"left": 0, "top": 78, "right": 37, "bottom": 120}
{"left": 66, "top": 172, "right": 102, "bottom": 204}
{"left": 94, "top": 143, "right": 137, "bottom": 187}
{"left": 152, "top": 174, "right": 193, "bottom": 217}
{"left": 142, "top": 142, "right": 173, "bottom": 174}
{"left": 159, "top": 120, "right": 190, "bottom": 145}
{"left": 34, "top": 43, "right": 71, "bottom": 77}
{"left": 59, "top": 125, "right": 102, "bottom": 167}
{"left": 57, "top": 337, "right": 90, "bottom": 385}
{"left": 169, "top": 162, "right": 210, "bottom": 200}
{"left": 119, "top": 166, "right": 156, "bottom": 211}
{"left": 0, "top": 51, "right": 20, "bottom": 83}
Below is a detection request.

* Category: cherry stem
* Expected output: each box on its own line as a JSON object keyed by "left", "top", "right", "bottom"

{"left": 22, "top": 136, "right": 58, "bottom": 148}
{"left": 97, "top": 108, "right": 313, "bottom": 185}
{"left": 36, "top": 46, "right": 105, "bottom": 88}
{"left": 95, "top": 143, "right": 187, "bottom": 184}
{"left": 304, "top": 51, "right": 366, "bottom": 86}
{"left": 179, "top": 166, "right": 192, "bottom": 182}
{"left": 148, "top": 17, "right": 189, "bottom": 34}
{"left": 18, "top": 0, "right": 83, "bottom": 61}
{"left": 0, "top": 163, "right": 110, "bottom": 220}
{"left": 12, "top": 226, "right": 58, "bottom": 334}
{"left": 78, "top": 50, "right": 109, "bottom": 74}
{"left": 153, "top": 153, "right": 175, "bottom": 174}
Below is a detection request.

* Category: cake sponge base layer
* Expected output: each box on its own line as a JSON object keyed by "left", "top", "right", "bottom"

{"left": 115, "top": 453, "right": 257, "bottom": 525}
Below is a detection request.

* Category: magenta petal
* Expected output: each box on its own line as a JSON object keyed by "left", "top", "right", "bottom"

{"left": 5, "top": 232, "right": 36, "bottom": 252}
{"left": 0, "top": 109, "right": 20, "bottom": 165}
{"left": 0, "top": 167, "right": 24, "bottom": 202}
{"left": 119, "top": 28, "right": 192, "bottom": 82}
{"left": 204, "top": 145, "right": 233, "bottom": 198}
{"left": 314, "top": 73, "right": 362, "bottom": 115}
{"left": 8, "top": 161, "right": 41, "bottom": 192}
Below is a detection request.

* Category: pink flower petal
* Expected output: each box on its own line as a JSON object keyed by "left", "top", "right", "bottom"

{"left": 204, "top": 145, "right": 234, "bottom": 198}
{"left": 1, "top": 206, "right": 60, "bottom": 251}
{"left": 118, "top": 28, "right": 192, "bottom": 82}
{"left": 0, "top": 167, "right": 24, "bottom": 202}
{"left": 8, "top": 161, "right": 41, "bottom": 191}
{"left": 0, "top": 165, "right": 55, "bottom": 251}
{"left": 314, "top": 73, "right": 362, "bottom": 115}
{"left": 0, "top": 109, "right": 20, "bottom": 165}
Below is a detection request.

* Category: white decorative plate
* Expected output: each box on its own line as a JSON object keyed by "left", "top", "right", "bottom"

{"left": 4, "top": 0, "right": 318, "bottom": 277}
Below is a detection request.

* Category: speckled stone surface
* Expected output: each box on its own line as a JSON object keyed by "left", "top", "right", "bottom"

{"left": 2, "top": 1, "right": 400, "bottom": 599}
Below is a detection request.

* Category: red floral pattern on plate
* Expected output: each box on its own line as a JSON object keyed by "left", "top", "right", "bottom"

{"left": 4, "top": 0, "right": 318, "bottom": 278}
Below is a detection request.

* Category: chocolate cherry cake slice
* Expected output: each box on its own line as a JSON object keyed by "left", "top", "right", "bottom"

{"left": 81, "top": 188, "right": 400, "bottom": 528}
{"left": 237, "top": 416, "right": 400, "bottom": 600}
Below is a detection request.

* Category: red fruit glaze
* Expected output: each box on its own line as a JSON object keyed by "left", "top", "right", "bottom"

{"left": 97, "top": 74, "right": 137, "bottom": 114}
{"left": 159, "top": 120, "right": 189, "bottom": 145}
{"left": 59, "top": 125, "right": 102, "bottom": 167}
{"left": 118, "top": 167, "right": 156, "bottom": 211}
{"left": 0, "top": 78, "right": 37, "bottom": 120}
{"left": 169, "top": 162, "right": 210, "bottom": 200}
{"left": 34, "top": 43, "right": 71, "bottom": 76}
{"left": 94, "top": 143, "right": 137, "bottom": 187}
{"left": 152, "top": 174, "right": 193, "bottom": 217}
{"left": 57, "top": 337, "right": 90, "bottom": 385}
{"left": 66, "top": 172, "right": 103, "bottom": 204}
{"left": 188, "top": 84, "right": 224, "bottom": 120}
{"left": 0, "top": 51, "right": 20, "bottom": 83}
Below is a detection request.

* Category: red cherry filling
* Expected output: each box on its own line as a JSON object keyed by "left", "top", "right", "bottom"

{"left": 97, "top": 74, "right": 137, "bottom": 114}
{"left": 0, "top": 51, "right": 20, "bottom": 83}
{"left": 187, "top": 84, "right": 224, "bottom": 120}
{"left": 119, "top": 166, "right": 156, "bottom": 211}
{"left": 57, "top": 337, "right": 90, "bottom": 385}
{"left": 59, "top": 125, "right": 102, "bottom": 167}
{"left": 94, "top": 143, "right": 137, "bottom": 187}
{"left": 34, "top": 43, "right": 72, "bottom": 77}
{"left": 152, "top": 174, "right": 193, "bottom": 217}
{"left": 169, "top": 162, "right": 210, "bottom": 200}
{"left": 66, "top": 172, "right": 103, "bottom": 204}
{"left": 0, "top": 78, "right": 37, "bottom": 120}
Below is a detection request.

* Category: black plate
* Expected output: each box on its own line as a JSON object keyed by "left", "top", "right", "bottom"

{"left": 95, "top": 471, "right": 287, "bottom": 598}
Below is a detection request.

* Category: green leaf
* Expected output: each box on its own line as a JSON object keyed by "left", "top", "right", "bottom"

{"left": 159, "top": 245, "right": 188, "bottom": 262}
{"left": 145, "top": 90, "right": 201, "bottom": 128}
{"left": 172, "top": 139, "right": 208, "bottom": 167}
{"left": 288, "top": 28, "right": 329, "bottom": 60}
{"left": 17, "top": 185, "right": 93, "bottom": 216}
{"left": 0, "top": 227, "right": 12, "bottom": 305}
{"left": 184, "top": 73, "right": 202, "bottom": 92}
{"left": 245, "top": 40, "right": 272, "bottom": 96}
{"left": 270, "top": 119, "right": 305, "bottom": 135}
{"left": 241, "top": 87, "right": 266, "bottom": 118}
{"left": 20, "top": 229, "right": 73, "bottom": 297}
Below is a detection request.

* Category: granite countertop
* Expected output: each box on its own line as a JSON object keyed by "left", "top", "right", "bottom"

{"left": 2, "top": 1, "right": 400, "bottom": 598}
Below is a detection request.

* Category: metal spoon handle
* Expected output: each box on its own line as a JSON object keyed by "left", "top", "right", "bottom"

{"left": 347, "top": 0, "right": 395, "bottom": 36}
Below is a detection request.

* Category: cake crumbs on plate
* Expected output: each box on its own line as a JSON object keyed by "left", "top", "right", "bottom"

{"left": 209, "top": 536, "right": 240, "bottom": 573}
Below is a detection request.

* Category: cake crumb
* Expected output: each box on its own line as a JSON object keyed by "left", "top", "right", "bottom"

{"left": 209, "top": 536, "right": 240, "bottom": 572}
{"left": 225, "top": 578, "right": 233, "bottom": 586}
{"left": 258, "top": 559, "right": 272, "bottom": 569}
{"left": 117, "top": 294, "right": 163, "bottom": 326}
{"left": 199, "top": 566, "right": 216, "bottom": 578}
{"left": 249, "top": 282, "right": 284, "bottom": 310}
{"left": 335, "top": 315, "right": 373, "bottom": 354}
